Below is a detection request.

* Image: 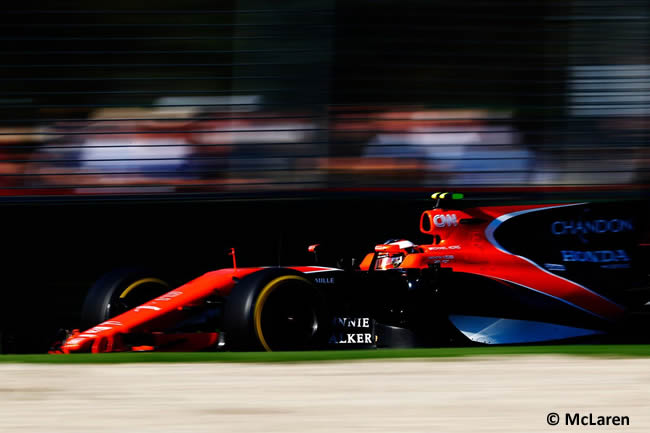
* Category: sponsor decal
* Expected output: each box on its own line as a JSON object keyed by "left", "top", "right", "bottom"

{"left": 561, "top": 249, "right": 631, "bottom": 268}
{"left": 314, "top": 277, "right": 335, "bottom": 284}
{"left": 329, "top": 317, "right": 375, "bottom": 346}
{"left": 544, "top": 263, "right": 566, "bottom": 271}
{"left": 333, "top": 317, "right": 371, "bottom": 328}
{"left": 133, "top": 290, "right": 184, "bottom": 312}
{"left": 433, "top": 213, "right": 458, "bottom": 228}
{"left": 551, "top": 218, "right": 634, "bottom": 243}
{"left": 154, "top": 290, "right": 183, "bottom": 302}
{"left": 426, "top": 255, "right": 454, "bottom": 263}
{"left": 601, "top": 263, "right": 632, "bottom": 269}
{"left": 77, "top": 320, "right": 124, "bottom": 338}
{"left": 329, "top": 333, "right": 374, "bottom": 344}
{"left": 428, "top": 245, "right": 461, "bottom": 250}
{"left": 83, "top": 326, "right": 113, "bottom": 333}
{"left": 134, "top": 305, "right": 161, "bottom": 312}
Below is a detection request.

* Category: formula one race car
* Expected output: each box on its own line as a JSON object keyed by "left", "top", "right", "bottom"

{"left": 54, "top": 193, "right": 650, "bottom": 353}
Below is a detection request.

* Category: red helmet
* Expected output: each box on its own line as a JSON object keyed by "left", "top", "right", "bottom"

{"left": 374, "top": 239, "right": 416, "bottom": 270}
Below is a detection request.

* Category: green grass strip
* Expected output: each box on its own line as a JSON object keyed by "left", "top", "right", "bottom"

{"left": 2, "top": 345, "right": 650, "bottom": 364}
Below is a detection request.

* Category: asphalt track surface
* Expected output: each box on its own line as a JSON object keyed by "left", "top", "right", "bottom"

{"left": 1, "top": 356, "right": 649, "bottom": 432}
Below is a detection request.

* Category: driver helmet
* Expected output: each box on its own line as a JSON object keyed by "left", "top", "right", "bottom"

{"left": 374, "top": 239, "right": 416, "bottom": 270}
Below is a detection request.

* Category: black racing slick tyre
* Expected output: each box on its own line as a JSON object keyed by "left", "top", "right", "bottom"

{"left": 80, "top": 268, "right": 172, "bottom": 330}
{"left": 224, "top": 268, "right": 330, "bottom": 351}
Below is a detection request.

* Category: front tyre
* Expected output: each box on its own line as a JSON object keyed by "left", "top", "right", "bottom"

{"left": 224, "top": 268, "right": 330, "bottom": 351}
{"left": 80, "top": 268, "right": 171, "bottom": 330}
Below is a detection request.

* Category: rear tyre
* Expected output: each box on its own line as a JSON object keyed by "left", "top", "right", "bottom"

{"left": 80, "top": 268, "right": 171, "bottom": 330}
{"left": 224, "top": 268, "right": 330, "bottom": 351}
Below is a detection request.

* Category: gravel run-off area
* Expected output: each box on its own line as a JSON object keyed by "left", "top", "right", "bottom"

{"left": 1, "top": 356, "right": 649, "bottom": 433}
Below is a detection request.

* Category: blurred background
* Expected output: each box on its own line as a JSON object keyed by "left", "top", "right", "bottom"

{"left": 0, "top": 0, "right": 648, "bottom": 200}
{"left": 1, "top": 0, "right": 649, "bottom": 352}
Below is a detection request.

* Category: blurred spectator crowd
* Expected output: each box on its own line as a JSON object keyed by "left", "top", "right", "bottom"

{"left": 0, "top": 96, "right": 648, "bottom": 196}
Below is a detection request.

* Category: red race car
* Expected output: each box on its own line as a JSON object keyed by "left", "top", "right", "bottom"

{"left": 53, "top": 193, "right": 650, "bottom": 353}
